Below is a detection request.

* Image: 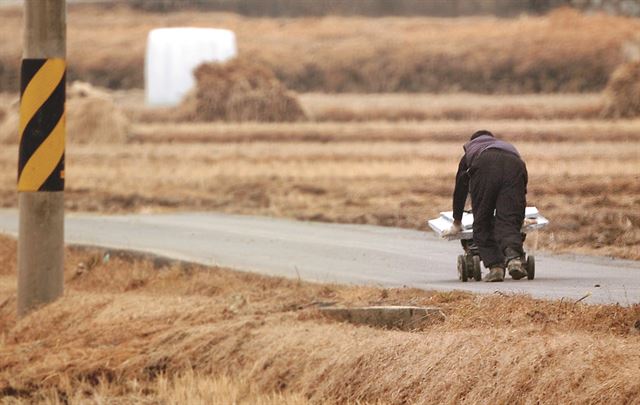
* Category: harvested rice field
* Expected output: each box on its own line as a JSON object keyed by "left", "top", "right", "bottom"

{"left": 0, "top": 92, "right": 638, "bottom": 260}
{"left": 0, "top": 3, "right": 639, "bottom": 404}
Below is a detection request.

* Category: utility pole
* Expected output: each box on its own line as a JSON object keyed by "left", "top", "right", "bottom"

{"left": 17, "top": 0, "right": 66, "bottom": 317}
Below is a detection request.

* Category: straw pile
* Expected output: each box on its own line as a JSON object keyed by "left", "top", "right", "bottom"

{"left": 0, "top": 82, "right": 130, "bottom": 145}
{"left": 66, "top": 81, "right": 130, "bottom": 144}
{"left": 603, "top": 61, "right": 640, "bottom": 118}
{"left": 0, "top": 96, "right": 18, "bottom": 144}
{"left": 176, "top": 59, "right": 307, "bottom": 122}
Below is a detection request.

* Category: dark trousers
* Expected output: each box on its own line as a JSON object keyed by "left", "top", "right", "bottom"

{"left": 469, "top": 149, "right": 527, "bottom": 268}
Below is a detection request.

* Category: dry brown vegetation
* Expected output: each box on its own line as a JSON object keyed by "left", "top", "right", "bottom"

{"left": 125, "top": 0, "right": 565, "bottom": 17}
{"left": 0, "top": 94, "right": 18, "bottom": 144}
{"left": 65, "top": 82, "right": 132, "bottom": 144}
{"left": 0, "top": 236, "right": 638, "bottom": 403}
{"left": 175, "top": 59, "right": 306, "bottom": 122}
{"left": 0, "top": 91, "right": 638, "bottom": 260}
{"left": 110, "top": 87, "right": 611, "bottom": 124}
{"left": 1, "top": 5, "right": 638, "bottom": 403}
{"left": 0, "top": 82, "right": 130, "bottom": 145}
{"left": 301, "top": 93, "right": 606, "bottom": 122}
{"left": 0, "top": 6, "right": 639, "bottom": 93}
{"left": 604, "top": 61, "right": 640, "bottom": 118}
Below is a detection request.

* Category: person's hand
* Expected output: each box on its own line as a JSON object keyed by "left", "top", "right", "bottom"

{"left": 442, "top": 220, "right": 463, "bottom": 238}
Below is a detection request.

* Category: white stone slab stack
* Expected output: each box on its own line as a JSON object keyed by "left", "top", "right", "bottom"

{"left": 428, "top": 207, "right": 549, "bottom": 240}
{"left": 145, "top": 27, "right": 237, "bottom": 107}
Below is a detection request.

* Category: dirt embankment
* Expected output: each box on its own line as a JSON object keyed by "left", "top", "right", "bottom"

{"left": 0, "top": 7, "right": 638, "bottom": 93}
{"left": 0, "top": 236, "right": 638, "bottom": 404}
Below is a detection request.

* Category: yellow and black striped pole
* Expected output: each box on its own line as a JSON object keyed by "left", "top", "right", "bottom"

{"left": 17, "top": 0, "right": 66, "bottom": 317}
{"left": 18, "top": 59, "right": 65, "bottom": 192}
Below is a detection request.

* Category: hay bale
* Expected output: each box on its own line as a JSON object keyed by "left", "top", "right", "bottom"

{"left": 0, "top": 82, "right": 130, "bottom": 145}
{"left": 603, "top": 61, "right": 640, "bottom": 118}
{"left": 67, "top": 81, "right": 130, "bottom": 144}
{"left": 177, "top": 58, "right": 307, "bottom": 122}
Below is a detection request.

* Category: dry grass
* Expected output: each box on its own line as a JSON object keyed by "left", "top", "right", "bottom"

{"left": 173, "top": 59, "right": 306, "bottom": 122}
{"left": 102, "top": 87, "right": 611, "bottom": 124}
{"left": 124, "top": 0, "right": 563, "bottom": 17}
{"left": 0, "top": 89, "right": 637, "bottom": 260}
{"left": 0, "top": 7, "right": 639, "bottom": 93}
{"left": 301, "top": 93, "right": 606, "bottom": 122}
{"left": 3, "top": 374, "right": 308, "bottom": 405}
{"left": 0, "top": 236, "right": 639, "bottom": 404}
{"left": 65, "top": 82, "right": 131, "bottom": 144}
{"left": 603, "top": 61, "right": 640, "bottom": 118}
{"left": 0, "top": 101, "right": 638, "bottom": 259}
{"left": 126, "top": 119, "right": 640, "bottom": 143}
{"left": 0, "top": 93, "right": 19, "bottom": 144}
{"left": 0, "top": 82, "right": 130, "bottom": 145}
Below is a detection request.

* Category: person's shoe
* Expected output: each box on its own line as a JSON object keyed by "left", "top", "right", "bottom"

{"left": 507, "top": 258, "right": 527, "bottom": 280}
{"left": 483, "top": 267, "right": 505, "bottom": 282}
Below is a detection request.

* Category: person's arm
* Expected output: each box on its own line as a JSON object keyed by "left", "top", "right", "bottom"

{"left": 452, "top": 155, "right": 469, "bottom": 223}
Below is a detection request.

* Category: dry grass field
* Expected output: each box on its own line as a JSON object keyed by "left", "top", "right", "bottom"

{"left": 300, "top": 93, "right": 606, "bottom": 121}
{"left": 0, "top": 92, "right": 638, "bottom": 260}
{"left": 1, "top": 6, "right": 639, "bottom": 93}
{"left": 1, "top": 5, "right": 639, "bottom": 404}
{"left": 0, "top": 236, "right": 638, "bottom": 404}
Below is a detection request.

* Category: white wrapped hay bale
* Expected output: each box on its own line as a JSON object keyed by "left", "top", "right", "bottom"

{"left": 145, "top": 27, "right": 237, "bottom": 106}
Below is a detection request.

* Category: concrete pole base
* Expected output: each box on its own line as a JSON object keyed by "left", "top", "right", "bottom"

{"left": 17, "top": 192, "right": 64, "bottom": 317}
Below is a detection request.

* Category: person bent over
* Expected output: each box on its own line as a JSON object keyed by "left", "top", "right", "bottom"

{"left": 446, "top": 130, "right": 528, "bottom": 282}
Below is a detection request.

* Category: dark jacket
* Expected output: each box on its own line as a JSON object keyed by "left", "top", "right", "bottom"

{"left": 452, "top": 135, "right": 523, "bottom": 221}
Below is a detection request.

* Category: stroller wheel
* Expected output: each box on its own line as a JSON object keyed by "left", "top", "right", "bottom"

{"left": 472, "top": 255, "right": 482, "bottom": 281}
{"left": 457, "top": 255, "right": 468, "bottom": 282}
{"left": 526, "top": 255, "right": 535, "bottom": 280}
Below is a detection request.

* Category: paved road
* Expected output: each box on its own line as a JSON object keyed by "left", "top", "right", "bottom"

{"left": 0, "top": 210, "right": 638, "bottom": 304}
